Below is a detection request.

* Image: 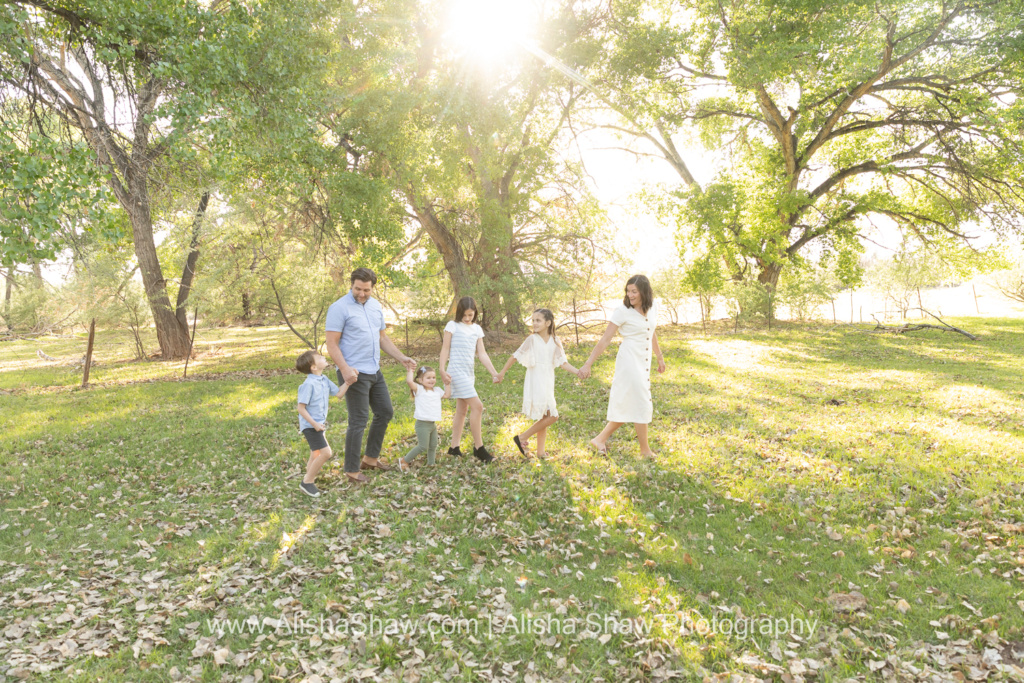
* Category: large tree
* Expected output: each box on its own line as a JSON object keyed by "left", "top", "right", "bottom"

{"left": 0, "top": 0, "right": 337, "bottom": 357}
{"left": 597, "top": 0, "right": 1024, "bottom": 288}
{"left": 331, "top": 0, "right": 610, "bottom": 330}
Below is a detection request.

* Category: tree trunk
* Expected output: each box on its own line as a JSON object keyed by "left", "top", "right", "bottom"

{"left": 758, "top": 262, "right": 783, "bottom": 323}
{"left": 175, "top": 191, "right": 209, "bottom": 331}
{"left": 3, "top": 268, "right": 12, "bottom": 329}
{"left": 127, "top": 176, "right": 192, "bottom": 359}
{"left": 409, "top": 198, "right": 474, "bottom": 299}
{"left": 757, "top": 262, "right": 783, "bottom": 290}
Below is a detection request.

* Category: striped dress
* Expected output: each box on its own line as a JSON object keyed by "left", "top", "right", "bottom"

{"left": 444, "top": 321, "right": 484, "bottom": 399}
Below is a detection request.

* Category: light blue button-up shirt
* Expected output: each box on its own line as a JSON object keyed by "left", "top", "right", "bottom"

{"left": 297, "top": 373, "right": 340, "bottom": 431}
{"left": 325, "top": 292, "right": 386, "bottom": 374}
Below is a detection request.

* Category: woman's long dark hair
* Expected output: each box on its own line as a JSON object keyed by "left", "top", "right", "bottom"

{"left": 623, "top": 274, "right": 654, "bottom": 314}
{"left": 454, "top": 297, "right": 478, "bottom": 323}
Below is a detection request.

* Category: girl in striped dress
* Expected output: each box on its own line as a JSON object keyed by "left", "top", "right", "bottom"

{"left": 439, "top": 297, "right": 500, "bottom": 462}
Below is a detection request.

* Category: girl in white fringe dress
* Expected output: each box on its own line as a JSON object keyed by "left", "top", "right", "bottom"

{"left": 497, "top": 309, "right": 579, "bottom": 458}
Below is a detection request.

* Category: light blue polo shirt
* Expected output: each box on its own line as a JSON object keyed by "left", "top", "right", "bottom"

{"left": 297, "top": 373, "right": 340, "bottom": 431}
{"left": 325, "top": 292, "right": 386, "bottom": 374}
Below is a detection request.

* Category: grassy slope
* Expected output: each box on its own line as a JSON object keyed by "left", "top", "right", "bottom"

{"left": 1, "top": 320, "right": 1022, "bottom": 681}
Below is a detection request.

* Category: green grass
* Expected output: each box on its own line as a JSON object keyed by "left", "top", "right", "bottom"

{"left": 1, "top": 319, "right": 1023, "bottom": 681}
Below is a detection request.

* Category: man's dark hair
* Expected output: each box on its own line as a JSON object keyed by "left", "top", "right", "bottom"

{"left": 296, "top": 350, "right": 318, "bottom": 374}
{"left": 350, "top": 267, "right": 378, "bottom": 285}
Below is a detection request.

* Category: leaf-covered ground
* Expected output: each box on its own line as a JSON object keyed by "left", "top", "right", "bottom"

{"left": 1, "top": 319, "right": 1023, "bottom": 682}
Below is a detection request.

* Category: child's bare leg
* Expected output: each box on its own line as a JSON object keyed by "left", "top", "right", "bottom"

{"left": 303, "top": 446, "right": 333, "bottom": 484}
{"left": 635, "top": 424, "right": 655, "bottom": 456}
{"left": 468, "top": 397, "right": 484, "bottom": 448}
{"left": 520, "top": 415, "right": 557, "bottom": 454}
{"left": 450, "top": 399, "right": 468, "bottom": 448}
{"left": 590, "top": 422, "right": 623, "bottom": 453}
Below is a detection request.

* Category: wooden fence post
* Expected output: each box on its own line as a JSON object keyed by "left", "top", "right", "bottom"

{"left": 82, "top": 318, "right": 96, "bottom": 388}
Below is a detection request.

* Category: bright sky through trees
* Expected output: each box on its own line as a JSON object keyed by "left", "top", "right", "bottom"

{"left": 444, "top": 0, "right": 537, "bottom": 64}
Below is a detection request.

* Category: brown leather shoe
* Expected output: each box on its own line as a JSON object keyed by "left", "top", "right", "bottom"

{"left": 360, "top": 459, "right": 393, "bottom": 471}
{"left": 346, "top": 473, "right": 370, "bottom": 484}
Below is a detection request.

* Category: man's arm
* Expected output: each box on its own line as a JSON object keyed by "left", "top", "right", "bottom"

{"left": 380, "top": 329, "right": 417, "bottom": 370}
{"left": 326, "top": 331, "right": 357, "bottom": 384}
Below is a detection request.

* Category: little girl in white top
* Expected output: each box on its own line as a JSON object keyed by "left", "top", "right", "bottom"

{"left": 497, "top": 309, "right": 579, "bottom": 458}
{"left": 399, "top": 366, "right": 451, "bottom": 472}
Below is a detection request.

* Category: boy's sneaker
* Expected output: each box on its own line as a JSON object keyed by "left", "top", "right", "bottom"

{"left": 447, "top": 446, "right": 462, "bottom": 457}
{"left": 473, "top": 446, "right": 493, "bottom": 463}
{"left": 299, "top": 482, "right": 320, "bottom": 498}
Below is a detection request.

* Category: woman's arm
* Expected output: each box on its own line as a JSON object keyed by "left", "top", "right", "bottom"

{"left": 578, "top": 322, "right": 619, "bottom": 379}
{"left": 439, "top": 331, "right": 453, "bottom": 383}
{"left": 652, "top": 331, "right": 667, "bottom": 374}
{"left": 476, "top": 338, "right": 500, "bottom": 381}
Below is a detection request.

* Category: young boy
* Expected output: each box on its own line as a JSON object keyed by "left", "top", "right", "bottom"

{"left": 296, "top": 350, "right": 348, "bottom": 497}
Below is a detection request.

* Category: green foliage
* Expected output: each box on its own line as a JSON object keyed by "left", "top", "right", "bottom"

{"left": 650, "top": 267, "right": 687, "bottom": 324}
{"left": 865, "top": 250, "right": 953, "bottom": 319}
{"left": 0, "top": 118, "right": 119, "bottom": 269}
{"left": 723, "top": 279, "right": 772, "bottom": 327}
{"left": 1, "top": 275, "right": 53, "bottom": 333}
{"left": 598, "top": 0, "right": 1024, "bottom": 286}
{"left": 776, "top": 263, "right": 837, "bottom": 322}
{"left": 680, "top": 253, "right": 726, "bottom": 329}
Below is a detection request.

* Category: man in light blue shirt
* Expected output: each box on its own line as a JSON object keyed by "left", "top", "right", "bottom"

{"left": 326, "top": 267, "right": 416, "bottom": 482}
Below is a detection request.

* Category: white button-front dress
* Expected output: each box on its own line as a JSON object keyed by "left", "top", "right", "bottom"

{"left": 513, "top": 334, "right": 568, "bottom": 419}
{"left": 606, "top": 303, "right": 657, "bottom": 424}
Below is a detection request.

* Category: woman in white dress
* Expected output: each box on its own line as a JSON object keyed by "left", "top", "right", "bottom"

{"left": 439, "top": 297, "right": 500, "bottom": 462}
{"left": 578, "top": 275, "right": 667, "bottom": 457}
{"left": 496, "top": 309, "right": 580, "bottom": 458}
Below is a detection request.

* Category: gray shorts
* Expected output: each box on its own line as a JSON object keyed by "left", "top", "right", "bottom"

{"left": 302, "top": 428, "right": 329, "bottom": 452}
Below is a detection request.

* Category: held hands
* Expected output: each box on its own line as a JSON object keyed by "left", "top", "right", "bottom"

{"left": 440, "top": 370, "right": 452, "bottom": 384}
{"left": 401, "top": 356, "right": 417, "bottom": 371}
{"left": 491, "top": 373, "right": 501, "bottom": 383}
{"left": 341, "top": 366, "right": 359, "bottom": 385}
{"left": 577, "top": 363, "right": 591, "bottom": 381}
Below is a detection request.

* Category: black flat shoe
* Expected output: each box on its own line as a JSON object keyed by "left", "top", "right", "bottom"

{"left": 473, "top": 445, "right": 493, "bottom": 463}
{"left": 447, "top": 446, "right": 462, "bottom": 457}
{"left": 513, "top": 435, "right": 525, "bottom": 456}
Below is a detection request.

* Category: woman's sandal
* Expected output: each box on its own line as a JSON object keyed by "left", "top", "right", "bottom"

{"left": 513, "top": 435, "right": 526, "bottom": 456}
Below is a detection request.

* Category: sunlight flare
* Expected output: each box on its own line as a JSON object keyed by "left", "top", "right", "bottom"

{"left": 444, "top": 0, "right": 536, "bottom": 63}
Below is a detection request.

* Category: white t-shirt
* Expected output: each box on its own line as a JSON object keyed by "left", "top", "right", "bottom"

{"left": 413, "top": 386, "right": 445, "bottom": 421}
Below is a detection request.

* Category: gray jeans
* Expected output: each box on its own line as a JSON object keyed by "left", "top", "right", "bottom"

{"left": 403, "top": 420, "right": 438, "bottom": 465}
{"left": 339, "top": 370, "right": 394, "bottom": 473}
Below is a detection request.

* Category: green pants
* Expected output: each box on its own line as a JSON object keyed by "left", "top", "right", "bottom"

{"left": 403, "top": 420, "right": 438, "bottom": 465}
